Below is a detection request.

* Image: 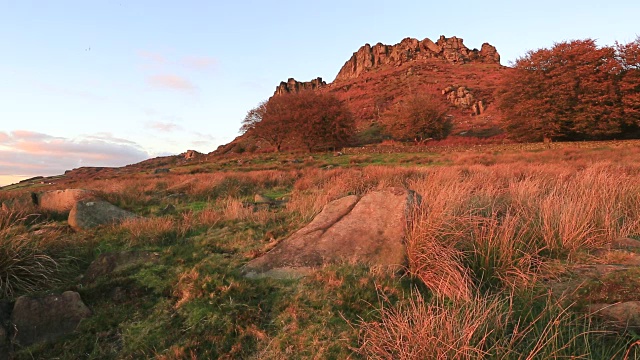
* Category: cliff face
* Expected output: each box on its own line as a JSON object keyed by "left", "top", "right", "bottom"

{"left": 334, "top": 35, "right": 500, "bottom": 82}
{"left": 274, "top": 77, "right": 326, "bottom": 96}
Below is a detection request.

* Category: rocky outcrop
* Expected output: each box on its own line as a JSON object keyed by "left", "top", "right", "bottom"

{"left": 442, "top": 85, "right": 485, "bottom": 115}
{"left": 274, "top": 77, "right": 326, "bottom": 96}
{"left": 243, "top": 187, "right": 420, "bottom": 278}
{"left": 68, "top": 200, "right": 136, "bottom": 231}
{"left": 183, "top": 150, "right": 202, "bottom": 161}
{"left": 335, "top": 35, "right": 500, "bottom": 82}
{"left": 37, "top": 189, "right": 96, "bottom": 214}
{"left": 11, "top": 291, "right": 91, "bottom": 347}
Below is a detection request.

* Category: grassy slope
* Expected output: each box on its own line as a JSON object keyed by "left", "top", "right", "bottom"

{"left": 3, "top": 140, "right": 640, "bottom": 358}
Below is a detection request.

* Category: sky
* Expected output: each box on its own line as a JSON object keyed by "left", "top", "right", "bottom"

{"left": 1, "top": 0, "right": 639, "bottom": 186}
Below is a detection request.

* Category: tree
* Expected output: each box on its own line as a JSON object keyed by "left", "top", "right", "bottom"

{"left": 381, "top": 94, "right": 452, "bottom": 142}
{"left": 292, "top": 91, "right": 355, "bottom": 151}
{"left": 240, "top": 101, "right": 266, "bottom": 134}
{"left": 618, "top": 38, "right": 640, "bottom": 127}
{"left": 497, "top": 39, "right": 627, "bottom": 141}
{"left": 239, "top": 92, "right": 355, "bottom": 152}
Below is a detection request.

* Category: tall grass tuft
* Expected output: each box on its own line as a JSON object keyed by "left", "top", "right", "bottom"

{"left": 0, "top": 227, "right": 58, "bottom": 298}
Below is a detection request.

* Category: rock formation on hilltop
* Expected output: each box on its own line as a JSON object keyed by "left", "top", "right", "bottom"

{"left": 274, "top": 77, "right": 326, "bottom": 96}
{"left": 335, "top": 35, "right": 500, "bottom": 82}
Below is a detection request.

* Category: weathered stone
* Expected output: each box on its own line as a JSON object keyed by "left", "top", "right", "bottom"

{"left": 611, "top": 237, "right": 640, "bottom": 250}
{"left": 154, "top": 168, "right": 170, "bottom": 174}
{"left": 335, "top": 35, "right": 500, "bottom": 82}
{"left": 254, "top": 194, "right": 272, "bottom": 204}
{"left": 243, "top": 188, "right": 419, "bottom": 278}
{"left": 82, "top": 251, "right": 160, "bottom": 285}
{"left": 11, "top": 291, "right": 91, "bottom": 347}
{"left": 68, "top": 200, "right": 136, "bottom": 231}
{"left": 589, "top": 302, "right": 640, "bottom": 329}
{"left": 183, "top": 150, "right": 202, "bottom": 160}
{"left": 37, "top": 189, "right": 95, "bottom": 214}
{"left": 274, "top": 77, "right": 326, "bottom": 96}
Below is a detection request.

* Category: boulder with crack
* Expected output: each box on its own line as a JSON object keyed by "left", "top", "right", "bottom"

{"left": 243, "top": 187, "right": 420, "bottom": 278}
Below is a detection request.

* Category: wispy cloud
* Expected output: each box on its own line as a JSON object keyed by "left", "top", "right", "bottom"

{"left": 146, "top": 121, "right": 183, "bottom": 132}
{"left": 182, "top": 56, "right": 218, "bottom": 71}
{"left": 138, "top": 50, "right": 167, "bottom": 66}
{"left": 147, "top": 74, "right": 196, "bottom": 91}
{"left": 0, "top": 130, "right": 150, "bottom": 181}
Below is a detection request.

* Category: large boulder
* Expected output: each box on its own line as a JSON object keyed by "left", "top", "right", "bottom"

{"left": 82, "top": 251, "right": 160, "bottom": 285}
{"left": 37, "top": 189, "right": 95, "bottom": 214}
{"left": 68, "top": 200, "right": 136, "bottom": 231}
{"left": 11, "top": 291, "right": 91, "bottom": 347}
{"left": 243, "top": 187, "right": 419, "bottom": 278}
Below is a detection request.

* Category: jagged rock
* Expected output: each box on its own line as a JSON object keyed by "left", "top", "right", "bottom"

{"left": 243, "top": 187, "right": 420, "bottom": 278}
{"left": 335, "top": 35, "right": 500, "bottom": 81}
{"left": 183, "top": 150, "right": 202, "bottom": 160}
{"left": 68, "top": 200, "right": 136, "bottom": 231}
{"left": 82, "top": 251, "right": 160, "bottom": 285}
{"left": 274, "top": 77, "right": 326, "bottom": 96}
{"left": 442, "top": 85, "right": 485, "bottom": 115}
{"left": 37, "top": 189, "right": 96, "bottom": 214}
{"left": 11, "top": 291, "right": 91, "bottom": 347}
{"left": 589, "top": 302, "right": 640, "bottom": 329}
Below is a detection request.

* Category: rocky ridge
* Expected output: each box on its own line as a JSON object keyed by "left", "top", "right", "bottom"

{"left": 334, "top": 35, "right": 500, "bottom": 82}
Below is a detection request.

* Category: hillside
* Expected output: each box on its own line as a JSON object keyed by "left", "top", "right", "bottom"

{"left": 219, "top": 35, "right": 509, "bottom": 154}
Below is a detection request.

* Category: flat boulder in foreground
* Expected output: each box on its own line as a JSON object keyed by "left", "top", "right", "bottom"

{"left": 69, "top": 200, "right": 136, "bottom": 231}
{"left": 243, "top": 187, "right": 420, "bottom": 278}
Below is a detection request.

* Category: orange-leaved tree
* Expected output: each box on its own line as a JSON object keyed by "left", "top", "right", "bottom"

{"left": 496, "top": 39, "right": 634, "bottom": 141}
{"left": 381, "top": 94, "right": 452, "bottom": 143}
{"left": 618, "top": 38, "right": 640, "bottom": 128}
{"left": 240, "top": 91, "right": 354, "bottom": 152}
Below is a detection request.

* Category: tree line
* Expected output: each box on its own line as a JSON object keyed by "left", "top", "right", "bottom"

{"left": 240, "top": 37, "right": 640, "bottom": 152}
{"left": 497, "top": 38, "right": 640, "bottom": 141}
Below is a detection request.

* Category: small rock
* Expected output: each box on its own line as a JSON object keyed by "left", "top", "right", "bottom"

{"left": 154, "top": 168, "right": 170, "bottom": 174}
{"left": 589, "top": 301, "right": 640, "bottom": 329}
{"left": 68, "top": 200, "right": 136, "bottom": 231}
{"left": 611, "top": 237, "right": 640, "bottom": 250}
{"left": 254, "top": 194, "right": 272, "bottom": 204}
{"left": 11, "top": 291, "right": 91, "bottom": 347}
{"left": 83, "top": 251, "right": 160, "bottom": 285}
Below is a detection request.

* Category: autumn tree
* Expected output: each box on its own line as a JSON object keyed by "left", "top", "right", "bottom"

{"left": 618, "top": 38, "right": 640, "bottom": 128}
{"left": 381, "top": 94, "right": 452, "bottom": 142}
{"left": 240, "top": 92, "right": 354, "bottom": 152}
{"left": 240, "top": 100, "right": 266, "bottom": 134}
{"left": 497, "top": 39, "right": 632, "bottom": 141}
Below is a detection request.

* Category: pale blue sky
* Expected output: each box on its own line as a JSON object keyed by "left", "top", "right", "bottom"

{"left": 1, "top": 0, "right": 639, "bottom": 185}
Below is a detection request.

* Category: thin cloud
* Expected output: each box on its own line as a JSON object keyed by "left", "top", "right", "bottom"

{"left": 182, "top": 56, "right": 218, "bottom": 71}
{"left": 147, "top": 74, "right": 196, "bottom": 91}
{"left": 146, "top": 121, "right": 183, "bottom": 132}
{"left": 0, "top": 130, "right": 150, "bottom": 179}
{"left": 138, "top": 50, "right": 167, "bottom": 65}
